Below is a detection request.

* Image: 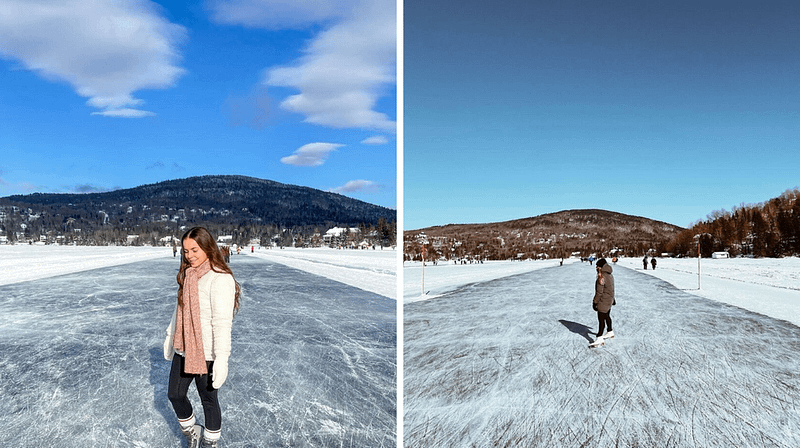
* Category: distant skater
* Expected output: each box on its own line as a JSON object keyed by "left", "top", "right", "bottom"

{"left": 651, "top": 257, "right": 657, "bottom": 270}
{"left": 164, "top": 227, "right": 241, "bottom": 448}
{"left": 173, "top": 243, "right": 178, "bottom": 258}
{"left": 590, "top": 258, "right": 615, "bottom": 347}
{"left": 642, "top": 256, "right": 648, "bottom": 270}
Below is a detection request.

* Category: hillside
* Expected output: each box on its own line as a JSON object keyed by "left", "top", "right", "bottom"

{"left": 404, "top": 209, "right": 683, "bottom": 261}
{"left": 0, "top": 175, "right": 396, "bottom": 246}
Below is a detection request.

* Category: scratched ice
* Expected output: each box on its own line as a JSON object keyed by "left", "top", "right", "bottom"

{"left": 0, "top": 256, "right": 396, "bottom": 447}
{"left": 404, "top": 262, "right": 800, "bottom": 447}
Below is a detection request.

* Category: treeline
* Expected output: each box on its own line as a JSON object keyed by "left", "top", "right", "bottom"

{"left": 1, "top": 214, "right": 396, "bottom": 249}
{"left": 666, "top": 188, "right": 800, "bottom": 257}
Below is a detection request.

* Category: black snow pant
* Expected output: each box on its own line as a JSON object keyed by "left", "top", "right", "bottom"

{"left": 596, "top": 310, "right": 612, "bottom": 336}
{"left": 167, "top": 354, "right": 221, "bottom": 431}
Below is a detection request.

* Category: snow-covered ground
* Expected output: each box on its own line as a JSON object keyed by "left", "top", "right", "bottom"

{"left": 404, "top": 256, "right": 800, "bottom": 327}
{"left": 251, "top": 246, "right": 397, "bottom": 299}
{"left": 615, "top": 256, "right": 800, "bottom": 327}
{"left": 0, "top": 245, "right": 397, "bottom": 299}
{"left": 403, "top": 258, "right": 579, "bottom": 304}
{"left": 0, "top": 245, "right": 170, "bottom": 286}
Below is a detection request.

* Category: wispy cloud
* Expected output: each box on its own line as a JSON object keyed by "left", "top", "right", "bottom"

{"left": 361, "top": 135, "right": 389, "bottom": 145}
{"left": 0, "top": 0, "right": 187, "bottom": 117}
{"left": 329, "top": 179, "right": 379, "bottom": 194}
{"left": 208, "top": 0, "right": 396, "bottom": 132}
{"left": 280, "top": 142, "right": 344, "bottom": 167}
{"left": 92, "top": 108, "right": 157, "bottom": 118}
{"left": 146, "top": 161, "right": 165, "bottom": 170}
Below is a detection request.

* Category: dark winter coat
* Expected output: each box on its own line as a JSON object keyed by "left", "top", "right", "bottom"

{"left": 593, "top": 263, "right": 615, "bottom": 313}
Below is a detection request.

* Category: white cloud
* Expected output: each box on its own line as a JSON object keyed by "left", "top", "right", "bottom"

{"left": 209, "top": 0, "right": 396, "bottom": 132}
{"left": 280, "top": 142, "right": 344, "bottom": 167}
{"left": 330, "top": 179, "right": 379, "bottom": 194}
{"left": 0, "top": 0, "right": 187, "bottom": 117}
{"left": 92, "top": 108, "right": 156, "bottom": 118}
{"left": 361, "top": 135, "right": 389, "bottom": 145}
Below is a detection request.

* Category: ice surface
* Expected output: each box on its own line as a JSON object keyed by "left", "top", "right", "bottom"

{"left": 404, "top": 263, "right": 800, "bottom": 447}
{"left": 0, "top": 256, "right": 395, "bottom": 447}
{"left": 405, "top": 256, "right": 800, "bottom": 327}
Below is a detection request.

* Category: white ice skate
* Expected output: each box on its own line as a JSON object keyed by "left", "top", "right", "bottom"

{"left": 605, "top": 330, "right": 615, "bottom": 339}
{"left": 589, "top": 335, "right": 605, "bottom": 348}
{"left": 181, "top": 424, "right": 203, "bottom": 448}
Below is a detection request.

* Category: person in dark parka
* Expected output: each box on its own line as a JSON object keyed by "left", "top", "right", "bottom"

{"left": 590, "top": 258, "right": 615, "bottom": 346}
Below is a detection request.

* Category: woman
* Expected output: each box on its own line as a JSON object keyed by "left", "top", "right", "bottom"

{"left": 590, "top": 258, "right": 615, "bottom": 347}
{"left": 164, "top": 227, "right": 240, "bottom": 448}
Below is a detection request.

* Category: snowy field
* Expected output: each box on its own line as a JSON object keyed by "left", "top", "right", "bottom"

{"left": 404, "top": 261, "right": 800, "bottom": 447}
{"left": 0, "top": 246, "right": 397, "bottom": 447}
{"left": 0, "top": 245, "right": 169, "bottom": 286}
{"left": 252, "top": 246, "right": 397, "bottom": 299}
{"left": 0, "top": 245, "right": 397, "bottom": 299}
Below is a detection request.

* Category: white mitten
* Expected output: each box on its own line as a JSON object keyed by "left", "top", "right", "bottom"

{"left": 212, "top": 357, "right": 229, "bottom": 389}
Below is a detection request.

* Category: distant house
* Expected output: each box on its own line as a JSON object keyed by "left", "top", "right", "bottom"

{"left": 712, "top": 251, "right": 730, "bottom": 259}
{"left": 323, "top": 227, "right": 359, "bottom": 246}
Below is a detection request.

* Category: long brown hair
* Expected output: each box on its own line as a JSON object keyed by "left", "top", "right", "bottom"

{"left": 177, "top": 226, "right": 241, "bottom": 315}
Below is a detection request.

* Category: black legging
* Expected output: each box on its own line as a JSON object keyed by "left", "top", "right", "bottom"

{"left": 596, "top": 310, "right": 612, "bottom": 336}
{"left": 167, "top": 354, "right": 221, "bottom": 431}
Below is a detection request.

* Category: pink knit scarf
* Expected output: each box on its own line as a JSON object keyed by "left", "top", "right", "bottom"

{"left": 174, "top": 259, "right": 212, "bottom": 374}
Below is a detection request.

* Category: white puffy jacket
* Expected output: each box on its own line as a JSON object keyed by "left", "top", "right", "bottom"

{"left": 163, "top": 269, "right": 236, "bottom": 362}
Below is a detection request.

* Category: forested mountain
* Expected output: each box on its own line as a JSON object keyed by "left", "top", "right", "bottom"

{"left": 668, "top": 188, "right": 800, "bottom": 258}
{"left": 404, "top": 209, "right": 683, "bottom": 262}
{"left": 0, "top": 175, "right": 396, "bottom": 247}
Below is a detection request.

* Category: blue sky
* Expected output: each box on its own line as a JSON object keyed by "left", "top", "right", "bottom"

{"left": 0, "top": 0, "right": 396, "bottom": 209}
{"left": 404, "top": 0, "right": 800, "bottom": 229}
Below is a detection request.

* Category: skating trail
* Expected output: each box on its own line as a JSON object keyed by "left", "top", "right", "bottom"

{"left": 0, "top": 256, "right": 395, "bottom": 447}
{"left": 404, "top": 262, "right": 800, "bottom": 448}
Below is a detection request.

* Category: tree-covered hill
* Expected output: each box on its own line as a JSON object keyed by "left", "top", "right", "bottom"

{"left": 0, "top": 175, "right": 396, "bottom": 246}
{"left": 404, "top": 209, "right": 683, "bottom": 261}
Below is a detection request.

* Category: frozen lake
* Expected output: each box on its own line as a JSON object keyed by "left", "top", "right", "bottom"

{"left": 404, "top": 262, "right": 800, "bottom": 447}
{"left": 1, "top": 255, "right": 396, "bottom": 447}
